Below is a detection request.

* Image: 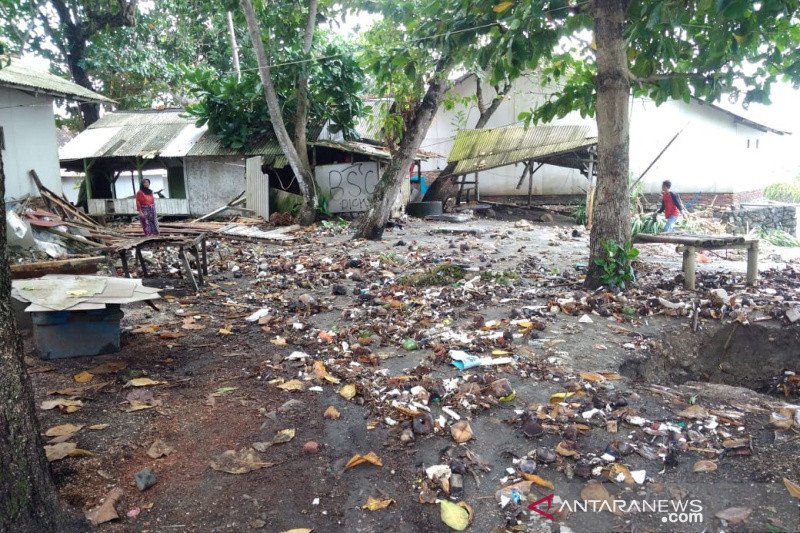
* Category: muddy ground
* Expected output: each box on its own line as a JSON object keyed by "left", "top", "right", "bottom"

{"left": 23, "top": 208, "right": 800, "bottom": 533}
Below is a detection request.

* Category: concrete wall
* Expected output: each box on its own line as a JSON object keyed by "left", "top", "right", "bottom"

{"left": 184, "top": 156, "right": 246, "bottom": 216}
{"left": 714, "top": 205, "right": 799, "bottom": 236}
{"left": 421, "top": 75, "right": 795, "bottom": 199}
{"left": 0, "top": 86, "right": 63, "bottom": 201}
{"left": 61, "top": 170, "right": 167, "bottom": 204}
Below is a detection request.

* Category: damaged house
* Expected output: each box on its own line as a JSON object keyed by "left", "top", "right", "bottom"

{"left": 59, "top": 108, "right": 431, "bottom": 218}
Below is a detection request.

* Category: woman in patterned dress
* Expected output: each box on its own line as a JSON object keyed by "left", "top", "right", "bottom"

{"left": 135, "top": 179, "right": 160, "bottom": 236}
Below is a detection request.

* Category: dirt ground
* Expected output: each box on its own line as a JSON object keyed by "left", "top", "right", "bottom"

{"left": 22, "top": 208, "right": 800, "bottom": 533}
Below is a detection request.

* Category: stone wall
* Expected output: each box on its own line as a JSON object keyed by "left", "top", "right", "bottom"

{"left": 713, "top": 205, "right": 799, "bottom": 236}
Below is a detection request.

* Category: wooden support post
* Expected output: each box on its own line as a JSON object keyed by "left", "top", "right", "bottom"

{"left": 190, "top": 246, "right": 204, "bottom": 286}
{"left": 201, "top": 237, "right": 208, "bottom": 276}
{"left": 682, "top": 245, "right": 696, "bottom": 290}
{"left": 119, "top": 250, "right": 131, "bottom": 278}
{"left": 474, "top": 172, "right": 479, "bottom": 202}
{"left": 746, "top": 241, "right": 758, "bottom": 286}
{"left": 135, "top": 247, "right": 148, "bottom": 278}
{"left": 179, "top": 247, "right": 198, "bottom": 292}
{"left": 527, "top": 160, "right": 534, "bottom": 207}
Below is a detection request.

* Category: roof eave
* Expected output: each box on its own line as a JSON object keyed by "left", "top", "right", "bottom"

{"left": 3, "top": 81, "right": 116, "bottom": 104}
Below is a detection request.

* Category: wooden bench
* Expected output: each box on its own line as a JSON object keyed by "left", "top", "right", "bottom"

{"left": 633, "top": 234, "right": 759, "bottom": 290}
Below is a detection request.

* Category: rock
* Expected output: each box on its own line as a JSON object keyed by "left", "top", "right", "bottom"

{"left": 708, "top": 288, "right": 729, "bottom": 306}
{"left": 277, "top": 399, "right": 305, "bottom": 413}
{"left": 303, "top": 441, "right": 320, "bottom": 454}
{"left": 786, "top": 306, "right": 800, "bottom": 323}
{"left": 535, "top": 447, "right": 556, "bottom": 463}
{"left": 412, "top": 413, "right": 434, "bottom": 435}
{"left": 400, "top": 428, "right": 415, "bottom": 443}
{"left": 539, "top": 213, "right": 554, "bottom": 223}
{"left": 298, "top": 293, "right": 317, "bottom": 307}
{"left": 522, "top": 416, "right": 544, "bottom": 438}
{"left": 331, "top": 284, "right": 348, "bottom": 296}
{"left": 146, "top": 439, "right": 174, "bottom": 459}
{"left": 134, "top": 468, "right": 157, "bottom": 491}
{"left": 488, "top": 378, "right": 513, "bottom": 398}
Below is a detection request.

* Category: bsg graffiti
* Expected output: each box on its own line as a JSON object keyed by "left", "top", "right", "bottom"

{"left": 326, "top": 163, "right": 377, "bottom": 200}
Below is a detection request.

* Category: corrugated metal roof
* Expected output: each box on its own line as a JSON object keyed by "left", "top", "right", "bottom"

{"left": 449, "top": 125, "right": 597, "bottom": 174}
{"left": 0, "top": 58, "right": 113, "bottom": 103}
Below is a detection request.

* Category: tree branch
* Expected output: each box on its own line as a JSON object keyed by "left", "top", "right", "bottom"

{"left": 294, "top": 0, "right": 318, "bottom": 170}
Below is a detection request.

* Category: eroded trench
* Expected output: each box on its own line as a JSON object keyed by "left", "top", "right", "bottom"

{"left": 620, "top": 322, "right": 800, "bottom": 398}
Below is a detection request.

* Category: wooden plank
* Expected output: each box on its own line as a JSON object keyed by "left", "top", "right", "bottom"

{"left": 10, "top": 256, "right": 105, "bottom": 279}
{"left": 634, "top": 234, "right": 746, "bottom": 247}
{"left": 179, "top": 247, "right": 198, "bottom": 292}
{"left": 119, "top": 250, "right": 131, "bottom": 278}
{"left": 682, "top": 246, "right": 696, "bottom": 290}
{"left": 135, "top": 247, "right": 149, "bottom": 278}
{"left": 746, "top": 242, "right": 759, "bottom": 286}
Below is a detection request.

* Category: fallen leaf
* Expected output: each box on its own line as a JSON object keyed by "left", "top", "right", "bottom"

{"left": 555, "top": 440, "right": 579, "bottom": 457}
{"left": 85, "top": 487, "right": 123, "bottom": 526}
{"left": 278, "top": 529, "right": 312, "bottom": 533}
{"left": 86, "top": 360, "right": 127, "bottom": 374}
{"left": 549, "top": 392, "right": 575, "bottom": 404}
{"left": 271, "top": 337, "right": 288, "bottom": 346}
{"left": 783, "top": 478, "right": 800, "bottom": 499}
{"left": 147, "top": 439, "right": 175, "bottom": 459}
{"left": 132, "top": 324, "right": 160, "bottom": 334}
{"left": 73, "top": 371, "right": 93, "bottom": 383}
{"left": 450, "top": 420, "right": 474, "bottom": 444}
{"left": 318, "top": 331, "right": 335, "bottom": 343}
{"left": 345, "top": 452, "right": 383, "bottom": 469}
{"left": 312, "top": 360, "right": 340, "bottom": 384}
{"left": 693, "top": 460, "right": 718, "bottom": 473}
{"left": 439, "top": 500, "right": 471, "bottom": 531}
{"left": 609, "top": 463, "right": 635, "bottom": 484}
{"left": 88, "top": 423, "right": 110, "bottom": 430}
{"left": 338, "top": 383, "right": 357, "bottom": 400}
{"left": 324, "top": 406, "right": 341, "bottom": 419}
{"left": 363, "top": 497, "right": 394, "bottom": 511}
{"left": 579, "top": 371, "right": 606, "bottom": 382}
{"left": 598, "top": 372, "right": 622, "bottom": 380}
{"left": 44, "top": 423, "right": 84, "bottom": 437}
{"left": 520, "top": 473, "right": 554, "bottom": 490}
{"left": 124, "top": 377, "right": 164, "bottom": 387}
{"left": 125, "top": 400, "right": 160, "bottom": 412}
{"left": 213, "top": 386, "right": 238, "bottom": 396}
{"left": 44, "top": 442, "right": 93, "bottom": 462}
{"left": 715, "top": 507, "right": 752, "bottom": 524}
{"left": 159, "top": 331, "right": 185, "bottom": 339}
{"left": 580, "top": 481, "right": 613, "bottom": 504}
{"left": 677, "top": 404, "right": 709, "bottom": 419}
{"left": 218, "top": 328, "right": 233, "bottom": 336}
{"left": 181, "top": 321, "right": 206, "bottom": 330}
{"left": 40, "top": 398, "right": 83, "bottom": 412}
{"left": 48, "top": 381, "right": 110, "bottom": 395}
{"left": 254, "top": 429, "right": 296, "bottom": 450}
{"left": 209, "top": 448, "right": 276, "bottom": 474}
{"left": 277, "top": 379, "right": 305, "bottom": 391}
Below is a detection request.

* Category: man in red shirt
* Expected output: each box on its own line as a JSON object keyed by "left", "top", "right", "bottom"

{"left": 652, "top": 180, "right": 686, "bottom": 233}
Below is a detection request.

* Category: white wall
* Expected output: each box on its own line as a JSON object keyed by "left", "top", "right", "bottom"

{"left": 421, "top": 75, "right": 793, "bottom": 196}
{"left": 0, "top": 87, "right": 63, "bottom": 201}
{"left": 61, "top": 170, "right": 167, "bottom": 204}
{"left": 184, "top": 156, "right": 246, "bottom": 216}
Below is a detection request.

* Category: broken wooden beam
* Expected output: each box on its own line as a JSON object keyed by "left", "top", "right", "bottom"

{"left": 10, "top": 256, "right": 106, "bottom": 279}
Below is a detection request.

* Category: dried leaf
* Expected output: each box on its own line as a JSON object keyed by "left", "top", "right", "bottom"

{"left": 73, "top": 371, "right": 93, "bottom": 383}
{"left": 338, "top": 383, "right": 357, "bottom": 400}
{"left": 277, "top": 379, "right": 305, "bottom": 391}
{"left": 783, "top": 478, "right": 800, "bottom": 499}
{"left": 271, "top": 337, "right": 288, "bottom": 346}
{"left": 40, "top": 398, "right": 83, "bottom": 412}
{"left": 345, "top": 452, "right": 383, "bottom": 469}
{"left": 125, "top": 400, "right": 159, "bottom": 412}
{"left": 549, "top": 392, "right": 575, "bottom": 404}
{"left": 132, "top": 324, "right": 160, "bottom": 334}
{"left": 86, "top": 360, "right": 127, "bottom": 374}
{"left": 273, "top": 428, "right": 296, "bottom": 444}
{"left": 715, "top": 507, "right": 752, "bottom": 524}
{"left": 48, "top": 381, "right": 110, "bottom": 395}
{"left": 363, "top": 497, "right": 394, "bottom": 511}
{"left": 45, "top": 442, "right": 93, "bottom": 462}
{"left": 124, "top": 377, "right": 164, "bottom": 388}
{"left": 609, "top": 463, "right": 635, "bottom": 484}
{"left": 580, "top": 481, "right": 613, "bottom": 503}
{"left": 693, "top": 460, "right": 718, "bottom": 473}
{"left": 312, "top": 360, "right": 340, "bottom": 384}
{"left": 181, "top": 322, "right": 206, "bottom": 330}
{"left": 45, "top": 423, "right": 84, "bottom": 437}
{"left": 159, "top": 331, "right": 185, "bottom": 339}
{"left": 278, "top": 530, "right": 312, "bottom": 533}
{"left": 324, "top": 406, "right": 341, "bottom": 419}
{"left": 213, "top": 386, "right": 238, "bottom": 396}
{"left": 85, "top": 487, "right": 123, "bottom": 526}
{"left": 579, "top": 372, "right": 606, "bottom": 382}
{"left": 88, "top": 423, "right": 110, "bottom": 430}
{"left": 218, "top": 328, "right": 233, "bottom": 336}
{"left": 147, "top": 439, "right": 175, "bottom": 459}
{"left": 209, "top": 448, "right": 276, "bottom": 474}
{"left": 520, "top": 473, "right": 554, "bottom": 490}
{"left": 450, "top": 420, "right": 474, "bottom": 444}
{"left": 677, "top": 404, "right": 709, "bottom": 419}
{"left": 555, "top": 440, "right": 579, "bottom": 457}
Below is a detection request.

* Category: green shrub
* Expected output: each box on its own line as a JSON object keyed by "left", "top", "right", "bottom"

{"left": 764, "top": 181, "right": 800, "bottom": 203}
{"left": 593, "top": 240, "right": 639, "bottom": 290}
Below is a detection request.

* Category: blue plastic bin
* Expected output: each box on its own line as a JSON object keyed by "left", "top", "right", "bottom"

{"left": 31, "top": 305, "right": 124, "bottom": 359}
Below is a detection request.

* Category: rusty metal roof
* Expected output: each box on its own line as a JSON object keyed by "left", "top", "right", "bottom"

{"left": 449, "top": 125, "right": 597, "bottom": 174}
{"left": 0, "top": 58, "right": 113, "bottom": 103}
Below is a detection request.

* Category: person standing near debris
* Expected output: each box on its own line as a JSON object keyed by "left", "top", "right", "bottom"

{"left": 653, "top": 180, "right": 687, "bottom": 233}
{"left": 136, "top": 179, "right": 160, "bottom": 236}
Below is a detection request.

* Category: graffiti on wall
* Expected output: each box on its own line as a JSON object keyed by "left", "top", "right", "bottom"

{"left": 314, "top": 162, "right": 379, "bottom": 213}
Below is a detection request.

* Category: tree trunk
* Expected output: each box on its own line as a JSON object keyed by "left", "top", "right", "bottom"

{"left": 240, "top": 0, "right": 317, "bottom": 225}
{"left": 354, "top": 61, "right": 452, "bottom": 240}
{"left": 0, "top": 154, "right": 74, "bottom": 532}
{"left": 421, "top": 80, "right": 507, "bottom": 204}
{"left": 586, "top": 0, "right": 631, "bottom": 288}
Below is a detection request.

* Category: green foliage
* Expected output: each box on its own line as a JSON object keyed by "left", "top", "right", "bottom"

{"left": 184, "top": 36, "right": 365, "bottom": 150}
{"left": 480, "top": 270, "right": 520, "bottom": 284}
{"left": 631, "top": 214, "right": 665, "bottom": 236}
{"left": 320, "top": 217, "right": 349, "bottom": 230}
{"left": 593, "top": 240, "right": 639, "bottom": 290}
{"left": 518, "top": 1, "right": 800, "bottom": 125}
{"left": 764, "top": 180, "right": 800, "bottom": 203}
{"left": 573, "top": 199, "right": 587, "bottom": 226}
{"left": 752, "top": 228, "right": 800, "bottom": 247}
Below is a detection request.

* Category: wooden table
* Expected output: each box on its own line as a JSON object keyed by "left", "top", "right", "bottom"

{"left": 633, "top": 234, "right": 759, "bottom": 290}
{"left": 108, "top": 234, "right": 208, "bottom": 291}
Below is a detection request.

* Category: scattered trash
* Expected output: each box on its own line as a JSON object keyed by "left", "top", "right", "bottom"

{"left": 209, "top": 448, "right": 276, "bottom": 474}
{"left": 84, "top": 487, "right": 124, "bottom": 526}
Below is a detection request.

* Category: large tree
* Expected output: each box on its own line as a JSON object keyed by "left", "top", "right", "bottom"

{"left": 353, "top": 0, "right": 559, "bottom": 239}
{"left": 0, "top": 155, "right": 76, "bottom": 531}
{"left": 511, "top": 0, "right": 800, "bottom": 286}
